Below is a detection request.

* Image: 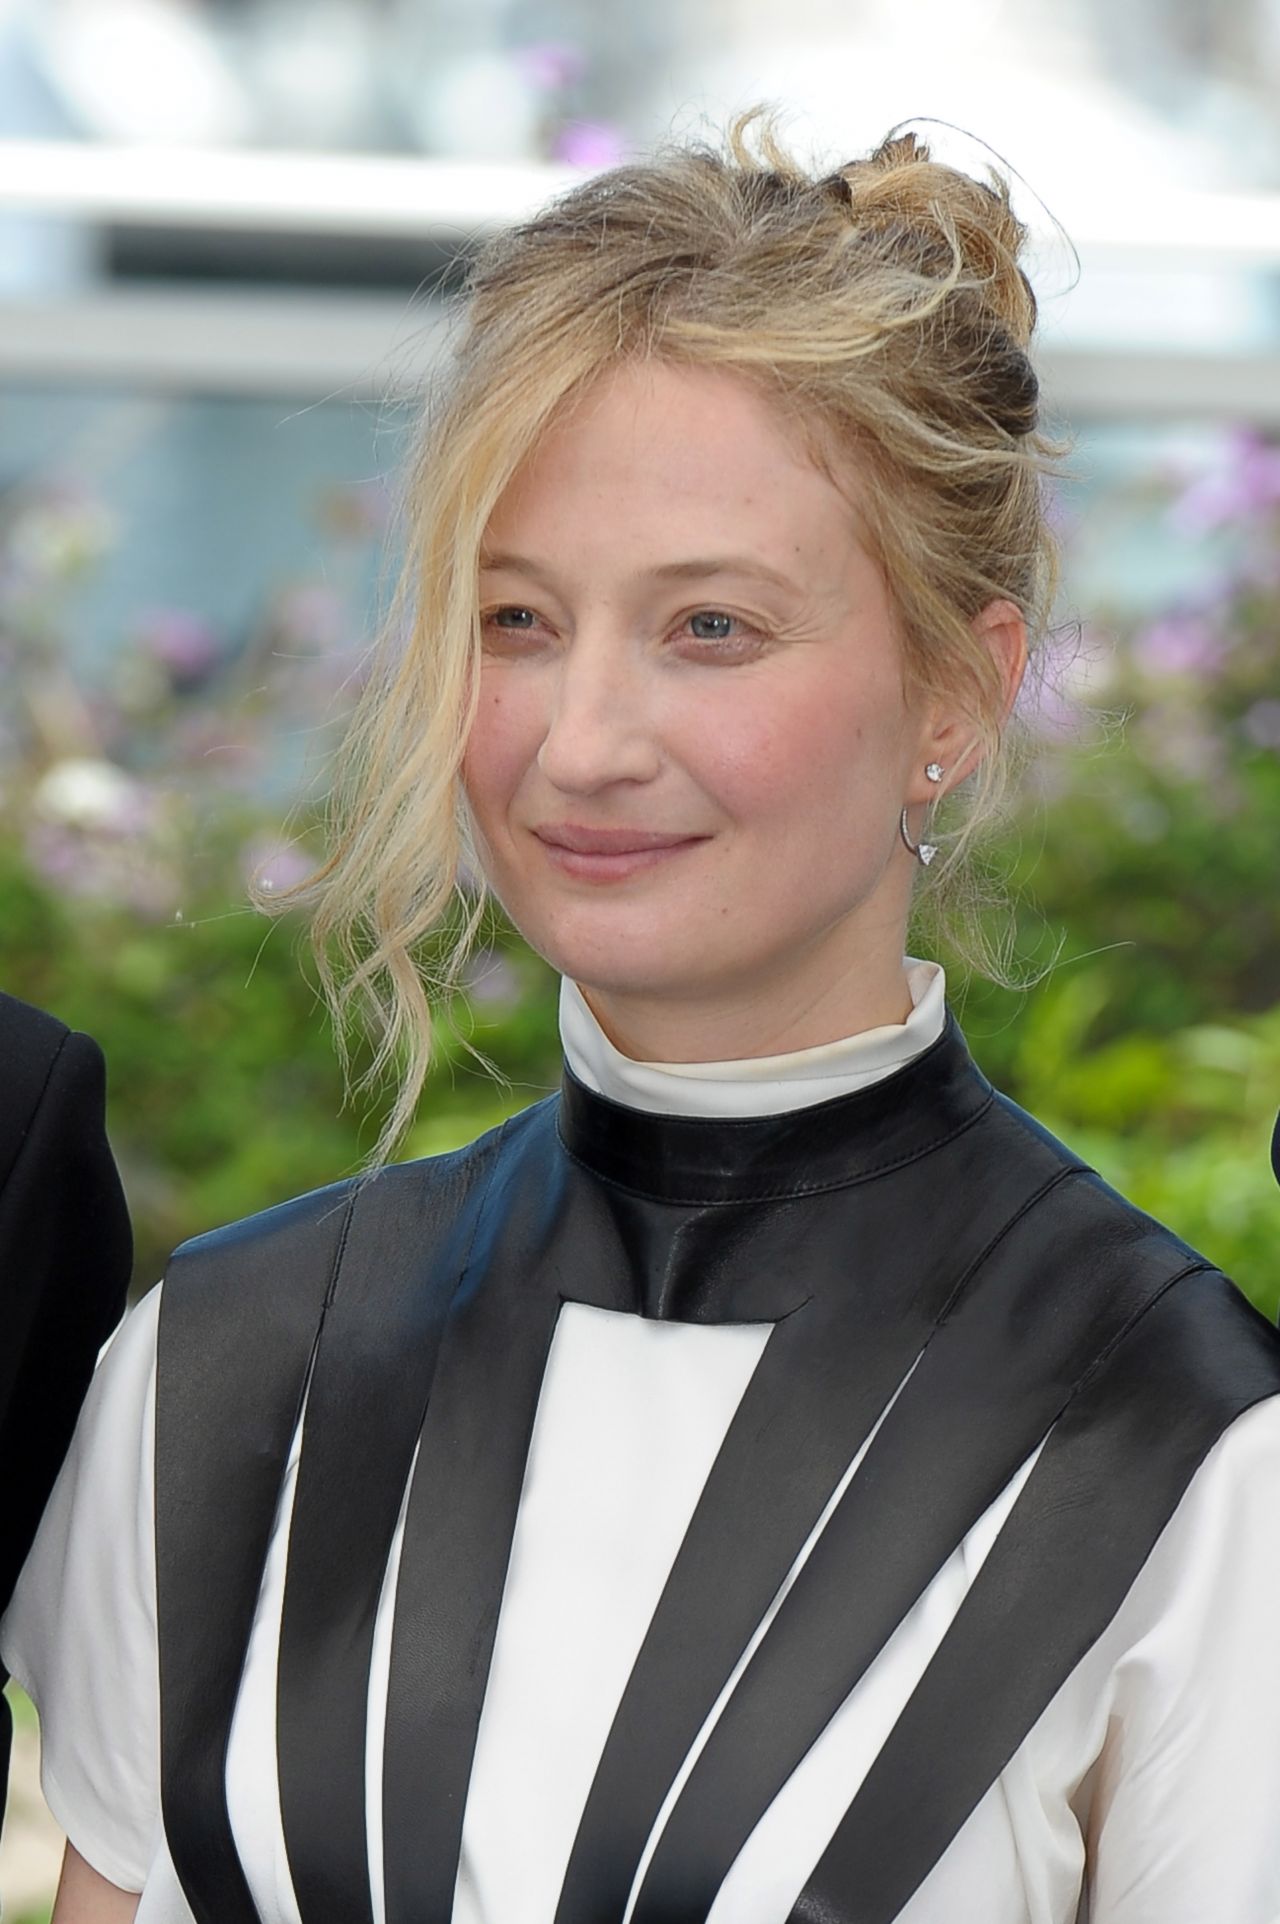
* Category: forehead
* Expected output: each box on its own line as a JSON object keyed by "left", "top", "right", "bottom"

{"left": 483, "top": 360, "right": 862, "bottom": 574}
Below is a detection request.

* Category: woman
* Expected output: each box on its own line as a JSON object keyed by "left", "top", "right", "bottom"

{"left": 4, "top": 119, "right": 1280, "bottom": 1924}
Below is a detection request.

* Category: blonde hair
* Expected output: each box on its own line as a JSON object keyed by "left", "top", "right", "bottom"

{"left": 272, "top": 112, "right": 1064, "bottom": 1158}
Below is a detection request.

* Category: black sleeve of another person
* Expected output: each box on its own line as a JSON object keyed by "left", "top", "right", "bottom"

{"left": 0, "top": 996, "right": 133, "bottom": 1801}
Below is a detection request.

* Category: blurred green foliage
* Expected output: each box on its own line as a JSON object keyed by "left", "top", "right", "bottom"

{"left": 943, "top": 429, "right": 1280, "bottom": 1315}
{"left": 0, "top": 432, "right": 1275, "bottom": 1316}
{"left": 0, "top": 837, "right": 559, "bottom": 1289}
{"left": 3, "top": 1683, "right": 53, "bottom": 1922}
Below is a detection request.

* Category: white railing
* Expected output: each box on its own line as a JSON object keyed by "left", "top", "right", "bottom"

{"left": 3, "top": 139, "right": 1280, "bottom": 261}
{"left": 1, "top": 141, "right": 1279, "bottom": 419}
{"left": 0, "top": 139, "right": 577, "bottom": 237}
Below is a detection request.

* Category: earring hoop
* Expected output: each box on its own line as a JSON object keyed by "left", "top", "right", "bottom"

{"left": 899, "top": 807, "right": 938, "bottom": 866}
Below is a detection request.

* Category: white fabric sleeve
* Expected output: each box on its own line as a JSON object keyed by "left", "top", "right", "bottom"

{"left": 0, "top": 1282, "right": 163, "bottom": 1892}
{"left": 1086, "top": 1392, "right": 1280, "bottom": 1922}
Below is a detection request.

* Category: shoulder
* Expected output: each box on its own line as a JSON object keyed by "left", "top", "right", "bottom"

{"left": 0, "top": 992, "right": 108, "bottom": 1099}
{"left": 991, "top": 1086, "right": 1216, "bottom": 1266}
{"left": 0, "top": 991, "right": 72, "bottom": 1188}
{"left": 984, "top": 1087, "right": 1280, "bottom": 1403}
{"left": 0, "top": 990, "right": 115, "bottom": 1190}
{"left": 165, "top": 1097, "right": 551, "bottom": 1288}
{"left": 0, "top": 987, "right": 68, "bottom": 1058}
{"left": 1104, "top": 1389, "right": 1280, "bottom": 1680}
{"left": 0, "top": 989, "right": 130, "bottom": 1417}
{"left": 1196, "top": 1391, "right": 1280, "bottom": 1505}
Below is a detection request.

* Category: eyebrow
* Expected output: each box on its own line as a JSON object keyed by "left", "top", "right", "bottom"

{"left": 478, "top": 551, "right": 803, "bottom": 595}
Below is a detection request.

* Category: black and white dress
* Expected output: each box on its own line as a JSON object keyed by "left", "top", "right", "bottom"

{"left": 6, "top": 960, "right": 1280, "bottom": 1924}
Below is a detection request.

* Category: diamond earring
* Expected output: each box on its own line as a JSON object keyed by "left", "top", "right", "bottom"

{"left": 900, "top": 762, "right": 946, "bottom": 866}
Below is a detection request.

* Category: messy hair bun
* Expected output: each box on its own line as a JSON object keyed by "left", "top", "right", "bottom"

{"left": 834, "top": 130, "right": 1038, "bottom": 343}
{"left": 822, "top": 128, "right": 1041, "bottom": 436}
{"left": 293, "top": 110, "right": 1065, "bottom": 1157}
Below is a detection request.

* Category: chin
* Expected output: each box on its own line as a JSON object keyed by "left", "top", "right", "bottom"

{"left": 532, "top": 928, "right": 709, "bottom": 1004}
{"left": 556, "top": 954, "right": 700, "bottom": 1004}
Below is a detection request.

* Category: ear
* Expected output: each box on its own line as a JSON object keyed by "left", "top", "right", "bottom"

{"left": 914, "top": 598, "right": 1028, "bottom": 797}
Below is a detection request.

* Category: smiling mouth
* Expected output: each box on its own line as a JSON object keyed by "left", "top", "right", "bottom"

{"left": 532, "top": 825, "right": 708, "bottom": 881}
{"left": 535, "top": 825, "right": 704, "bottom": 855}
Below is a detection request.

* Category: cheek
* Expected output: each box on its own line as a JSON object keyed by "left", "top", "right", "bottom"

{"left": 462, "top": 679, "right": 537, "bottom": 820}
{"left": 681, "top": 675, "right": 889, "bottom": 827}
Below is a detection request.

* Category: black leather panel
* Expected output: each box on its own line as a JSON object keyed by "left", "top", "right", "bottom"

{"left": 628, "top": 1169, "right": 1217, "bottom": 1923}
{"left": 380, "top": 1109, "right": 575, "bottom": 1923}
{"left": 792, "top": 1268, "right": 1280, "bottom": 1924}
{"left": 554, "top": 1101, "right": 1077, "bottom": 1924}
{"left": 156, "top": 1181, "right": 358, "bottom": 1924}
{"left": 276, "top": 1149, "right": 506, "bottom": 1924}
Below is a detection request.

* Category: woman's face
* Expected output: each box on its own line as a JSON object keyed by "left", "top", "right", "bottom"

{"left": 462, "top": 360, "right": 970, "bottom": 1060}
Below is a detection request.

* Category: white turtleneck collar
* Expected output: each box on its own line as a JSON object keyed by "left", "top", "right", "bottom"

{"left": 558, "top": 958, "right": 947, "bottom": 1120}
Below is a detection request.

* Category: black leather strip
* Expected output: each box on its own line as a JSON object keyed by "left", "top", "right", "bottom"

{"left": 276, "top": 1152, "right": 503, "bottom": 1924}
{"left": 156, "top": 1181, "right": 357, "bottom": 1924}
{"left": 792, "top": 1269, "right": 1280, "bottom": 1924}
{"left": 629, "top": 1171, "right": 1208, "bottom": 1924}
{"left": 555, "top": 1103, "right": 1076, "bottom": 1924}
{"left": 381, "top": 1108, "right": 585, "bottom": 1924}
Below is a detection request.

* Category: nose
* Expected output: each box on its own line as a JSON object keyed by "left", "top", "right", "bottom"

{"left": 535, "top": 633, "right": 663, "bottom": 795}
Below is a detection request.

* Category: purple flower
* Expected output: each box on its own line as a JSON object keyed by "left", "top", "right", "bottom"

{"left": 516, "top": 42, "right": 588, "bottom": 91}
{"left": 1169, "top": 430, "right": 1280, "bottom": 535}
{"left": 1016, "top": 625, "right": 1107, "bottom": 741}
{"left": 1131, "top": 615, "right": 1228, "bottom": 681}
{"left": 552, "top": 120, "right": 625, "bottom": 169}
{"left": 242, "top": 835, "right": 315, "bottom": 896}
{"left": 1016, "top": 674, "right": 1086, "bottom": 742}
{"left": 136, "top": 607, "right": 221, "bottom": 686}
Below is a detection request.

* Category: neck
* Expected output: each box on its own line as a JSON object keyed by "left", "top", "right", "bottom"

{"left": 577, "top": 949, "right": 917, "bottom": 1065}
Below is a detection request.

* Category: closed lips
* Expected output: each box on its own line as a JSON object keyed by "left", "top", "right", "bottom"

{"left": 535, "top": 827, "right": 705, "bottom": 854}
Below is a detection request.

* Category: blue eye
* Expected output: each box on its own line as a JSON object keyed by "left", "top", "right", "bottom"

{"left": 490, "top": 606, "right": 537, "bottom": 629}
{"left": 688, "top": 611, "right": 735, "bottom": 641}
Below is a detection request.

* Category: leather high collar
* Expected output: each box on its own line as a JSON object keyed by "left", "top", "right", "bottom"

{"left": 556, "top": 1010, "right": 994, "bottom": 1207}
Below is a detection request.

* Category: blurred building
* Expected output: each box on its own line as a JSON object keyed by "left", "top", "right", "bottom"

{"left": 0, "top": 0, "right": 1278, "bottom": 657}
